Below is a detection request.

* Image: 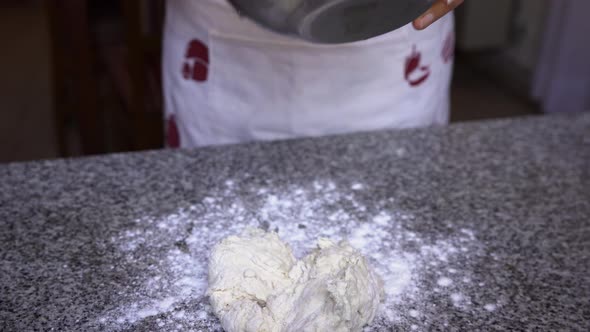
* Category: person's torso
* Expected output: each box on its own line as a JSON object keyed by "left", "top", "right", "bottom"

{"left": 163, "top": 0, "right": 455, "bottom": 147}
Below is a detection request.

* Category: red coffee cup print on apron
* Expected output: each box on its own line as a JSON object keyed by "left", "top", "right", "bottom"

{"left": 182, "top": 39, "right": 209, "bottom": 82}
{"left": 166, "top": 114, "right": 180, "bottom": 148}
{"left": 405, "top": 45, "right": 430, "bottom": 87}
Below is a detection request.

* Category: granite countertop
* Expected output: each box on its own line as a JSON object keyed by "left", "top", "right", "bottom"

{"left": 1, "top": 113, "right": 589, "bottom": 331}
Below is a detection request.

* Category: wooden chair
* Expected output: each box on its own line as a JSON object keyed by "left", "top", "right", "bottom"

{"left": 120, "top": 0, "right": 165, "bottom": 151}
{"left": 46, "top": 0, "right": 164, "bottom": 157}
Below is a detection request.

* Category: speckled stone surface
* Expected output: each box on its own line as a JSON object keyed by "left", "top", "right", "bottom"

{"left": 1, "top": 113, "right": 590, "bottom": 331}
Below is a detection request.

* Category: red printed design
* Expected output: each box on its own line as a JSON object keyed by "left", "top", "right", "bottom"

{"left": 405, "top": 45, "right": 430, "bottom": 87}
{"left": 442, "top": 31, "right": 455, "bottom": 64}
{"left": 182, "top": 39, "right": 209, "bottom": 82}
{"left": 166, "top": 115, "right": 180, "bottom": 148}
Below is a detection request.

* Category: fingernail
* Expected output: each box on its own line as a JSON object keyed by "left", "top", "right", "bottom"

{"left": 420, "top": 13, "right": 434, "bottom": 29}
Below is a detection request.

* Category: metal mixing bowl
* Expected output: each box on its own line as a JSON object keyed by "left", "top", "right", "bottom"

{"left": 228, "top": 0, "right": 434, "bottom": 43}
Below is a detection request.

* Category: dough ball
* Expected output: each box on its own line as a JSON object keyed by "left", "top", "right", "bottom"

{"left": 208, "top": 229, "right": 295, "bottom": 331}
{"left": 208, "top": 228, "right": 383, "bottom": 332}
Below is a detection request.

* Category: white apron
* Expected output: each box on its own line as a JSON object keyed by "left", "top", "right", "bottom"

{"left": 163, "top": 0, "right": 455, "bottom": 148}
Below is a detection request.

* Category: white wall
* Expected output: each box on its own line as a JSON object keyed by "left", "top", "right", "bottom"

{"left": 532, "top": 0, "right": 590, "bottom": 113}
{"left": 456, "top": 0, "right": 549, "bottom": 70}
{"left": 505, "top": 0, "right": 550, "bottom": 70}
{"left": 455, "top": 0, "right": 512, "bottom": 50}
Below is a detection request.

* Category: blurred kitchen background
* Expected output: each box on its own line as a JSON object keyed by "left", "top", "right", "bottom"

{"left": 1, "top": 0, "right": 588, "bottom": 163}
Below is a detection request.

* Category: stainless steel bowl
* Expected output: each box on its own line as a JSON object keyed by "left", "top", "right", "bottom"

{"left": 228, "top": 0, "right": 434, "bottom": 43}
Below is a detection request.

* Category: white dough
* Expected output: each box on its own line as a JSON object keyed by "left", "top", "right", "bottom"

{"left": 208, "top": 228, "right": 383, "bottom": 332}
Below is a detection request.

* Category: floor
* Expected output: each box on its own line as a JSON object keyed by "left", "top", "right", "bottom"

{"left": 0, "top": 3, "right": 539, "bottom": 164}
{"left": 450, "top": 59, "right": 538, "bottom": 122}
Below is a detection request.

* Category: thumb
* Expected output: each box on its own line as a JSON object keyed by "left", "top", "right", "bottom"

{"left": 413, "top": 0, "right": 464, "bottom": 30}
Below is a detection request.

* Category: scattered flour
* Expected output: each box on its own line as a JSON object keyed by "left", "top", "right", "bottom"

{"left": 98, "top": 180, "right": 490, "bottom": 331}
{"left": 437, "top": 277, "right": 453, "bottom": 287}
{"left": 484, "top": 303, "right": 497, "bottom": 312}
{"left": 450, "top": 293, "right": 463, "bottom": 302}
{"left": 351, "top": 183, "right": 364, "bottom": 190}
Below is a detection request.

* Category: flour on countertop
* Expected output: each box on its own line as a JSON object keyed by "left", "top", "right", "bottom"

{"left": 99, "top": 180, "right": 493, "bottom": 331}
{"left": 484, "top": 303, "right": 497, "bottom": 312}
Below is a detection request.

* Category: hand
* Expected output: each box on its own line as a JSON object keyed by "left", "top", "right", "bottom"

{"left": 413, "top": 0, "right": 465, "bottom": 30}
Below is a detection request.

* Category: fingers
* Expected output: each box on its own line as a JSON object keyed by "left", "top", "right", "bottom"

{"left": 413, "top": 0, "right": 465, "bottom": 30}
